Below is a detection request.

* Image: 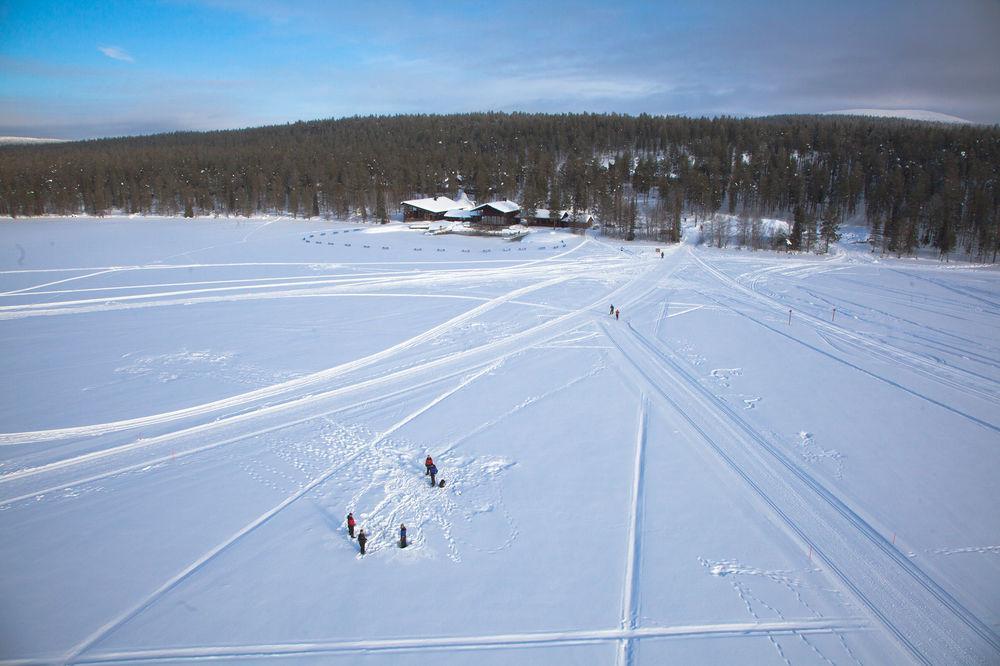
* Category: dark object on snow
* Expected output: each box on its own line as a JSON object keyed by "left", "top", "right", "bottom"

{"left": 438, "top": 479, "right": 445, "bottom": 488}
{"left": 615, "top": 308, "right": 620, "bottom": 320}
{"left": 347, "top": 512, "right": 356, "bottom": 539}
{"left": 428, "top": 463, "right": 438, "bottom": 486}
{"left": 399, "top": 524, "right": 408, "bottom": 548}
{"left": 357, "top": 529, "right": 367, "bottom": 555}
{"left": 609, "top": 304, "right": 614, "bottom": 315}
{"left": 425, "top": 455, "right": 433, "bottom": 475}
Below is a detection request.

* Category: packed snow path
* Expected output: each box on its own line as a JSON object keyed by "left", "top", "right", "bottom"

{"left": 1, "top": 218, "right": 998, "bottom": 664}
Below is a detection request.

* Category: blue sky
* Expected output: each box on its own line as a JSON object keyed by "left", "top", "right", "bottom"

{"left": 1, "top": 0, "right": 998, "bottom": 139}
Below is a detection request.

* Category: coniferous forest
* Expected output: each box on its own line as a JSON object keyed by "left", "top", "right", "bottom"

{"left": 1, "top": 112, "right": 998, "bottom": 260}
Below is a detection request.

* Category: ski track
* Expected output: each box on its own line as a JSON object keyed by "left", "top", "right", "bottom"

{"left": 0, "top": 619, "right": 866, "bottom": 665}
{"left": 617, "top": 396, "right": 649, "bottom": 666}
{"left": 795, "top": 285, "right": 1000, "bottom": 372}
{"left": 598, "top": 315, "right": 999, "bottom": 663}
{"left": 692, "top": 249, "right": 1000, "bottom": 408}
{"left": 0, "top": 254, "right": 650, "bottom": 492}
{"left": 0, "top": 364, "right": 487, "bottom": 506}
{"left": 19, "top": 240, "right": 660, "bottom": 664}
{"left": 62, "top": 363, "right": 498, "bottom": 663}
{"left": 887, "top": 266, "right": 1000, "bottom": 311}
{"left": 699, "top": 287, "right": 1000, "bottom": 434}
{"left": 6, "top": 233, "right": 997, "bottom": 664}
{"left": 0, "top": 274, "right": 574, "bottom": 445}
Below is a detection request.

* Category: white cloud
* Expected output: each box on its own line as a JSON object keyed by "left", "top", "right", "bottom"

{"left": 98, "top": 46, "right": 134, "bottom": 63}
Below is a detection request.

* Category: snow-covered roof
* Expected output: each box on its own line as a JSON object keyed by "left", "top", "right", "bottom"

{"left": 443, "top": 209, "right": 480, "bottom": 219}
{"left": 473, "top": 200, "right": 520, "bottom": 214}
{"left": 530, "top": 209, "right": 574, "bottom": 220}
{"left": 401, "top": 196, "right": 463, "bottom": 213}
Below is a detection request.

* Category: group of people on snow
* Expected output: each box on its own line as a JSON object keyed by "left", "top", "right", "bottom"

{"left": 345, "top": 455, "right": 442, "bottom": 556}
{"left": 609, "top": 304, "right": 620, "bottom": 320}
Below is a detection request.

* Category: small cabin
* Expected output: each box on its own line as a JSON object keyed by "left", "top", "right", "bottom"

{"left": 471, "top": 200, "right": 521, "bottom": 227}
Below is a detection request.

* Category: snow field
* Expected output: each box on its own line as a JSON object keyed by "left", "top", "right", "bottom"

{"left": 0, "top": 217, "right": 998, "bottom": 664}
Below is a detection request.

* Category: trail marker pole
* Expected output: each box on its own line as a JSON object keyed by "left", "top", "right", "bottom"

{"left": 788, "top": 309, "right": 792, "bottom": 325}
{"left": 832, "top": 307, "right": 836, "bottom": 322}
{"left": 892, "top": 533, "right": 897, "bottom": 546}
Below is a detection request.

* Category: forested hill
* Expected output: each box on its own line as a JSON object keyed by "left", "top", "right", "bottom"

{"left": 1, "top": 112, "right": 998, "bottom": 260}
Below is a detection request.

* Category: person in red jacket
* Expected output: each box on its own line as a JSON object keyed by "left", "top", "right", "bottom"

{"left": 346, "top": 512, "right": 356, "bottom": 539}
{"left": 424, "top": 455, "right": 434, "bottom": 476}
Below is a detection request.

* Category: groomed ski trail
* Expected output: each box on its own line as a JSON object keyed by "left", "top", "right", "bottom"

{"left": 44, "top": 619, "right": 867, "bottom": 664}
{"left": 617, "top": 396, "right": 649, "bottom": 666}
{"left": 598, "top": 315, "right": 1000, "bottom": 664}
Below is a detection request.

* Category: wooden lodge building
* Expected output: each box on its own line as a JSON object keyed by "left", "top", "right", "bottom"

{"left": 470, "top": 200, "right": 521, "bottom": 227}
{"left": 402, "top": 195, "right": 593, "bottom": 230}
{"left": 401, "top": 196, "right": 465, "bottom": 221}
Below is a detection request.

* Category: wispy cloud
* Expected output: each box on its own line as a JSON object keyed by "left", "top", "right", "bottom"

{"left": 98, "top": 45, "right": 134, "bottom": 63}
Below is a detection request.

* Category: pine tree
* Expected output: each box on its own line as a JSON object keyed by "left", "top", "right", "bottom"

{"left": 789, "top": 204, "right": 804, "bottom": 250}
{"left": 819, "top": 205, "right": 841, "bottom": 253}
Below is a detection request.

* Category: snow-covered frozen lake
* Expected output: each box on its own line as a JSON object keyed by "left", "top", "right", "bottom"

{"left": 1, "top": 217, "right": 998, "bottom": 664}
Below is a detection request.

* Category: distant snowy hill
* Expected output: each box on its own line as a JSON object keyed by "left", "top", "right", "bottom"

{"left": 823, "top": 109, "right": 972, "bottom": 124}
{"left": 0, "top": 136, "right": 68, "bottom": 146}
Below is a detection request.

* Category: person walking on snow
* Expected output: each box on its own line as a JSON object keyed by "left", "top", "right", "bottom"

{"left": 424, "top": 455, "right": 434, "bottom": 476}
{"left": 357, "top": 529, "right": 367, "bottom": 555}
{"left": 609, "top": 304, "right": 614, "bottom": 315}
{"left": 399, "top": 524, "right": 408, "bottom": 548}
{"left": 615, "top": 308, "right": 620, "bottom": 320}
{"left": 346, "top": 512, "right": 356, "bottom": 539}
{"left": 428, "top": 462, "right": 438, "bottom": 487}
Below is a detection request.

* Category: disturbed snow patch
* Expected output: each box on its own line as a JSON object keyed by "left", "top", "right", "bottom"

{"left": 115, "top": 349, "right": 296, "bottom": 386}
{"left": 237, "top": 420, "right": 516, "bottom": 562}
{"left": 710, "top": 367, "right": 743, "bottom": 387}
{"left": 796, "top": 431, "right": 846, "bottom": 479}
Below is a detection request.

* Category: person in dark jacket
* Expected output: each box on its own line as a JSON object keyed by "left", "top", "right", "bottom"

{"left": 399, "top": 524, "right": 408, "bottom": 548}
{"left": 609, "top": 303, "right": 615, "bottom": 315}
{"left": 357, "top": 529, "right": 367, "bottom": 555}
{"left": 427, "top": 463, "right": 438, "bottom": 486}
{"left": 615, "top": 308, "right": 620, "bottom": 320}
{"left": 424, "top": 455, "right": 434, "bottom": 476}
{"left": 346, "top": 512, "right": 356, "bottom": 539}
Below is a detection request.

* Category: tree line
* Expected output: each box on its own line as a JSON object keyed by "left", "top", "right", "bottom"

{"left": 1, "top": 112, "right": 998, "bottom": 260}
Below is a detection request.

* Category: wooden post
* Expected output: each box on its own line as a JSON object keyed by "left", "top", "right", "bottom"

{"left": 788, "top": 309, "right": 792, "bottom": 325}
{"left": 832, "top": 307, "right": 836, "bottom": 322}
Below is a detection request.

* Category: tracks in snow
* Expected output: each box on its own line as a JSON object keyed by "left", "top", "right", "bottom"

{"left": 61, "top": 364, "right": 498, "bottom": 663}
{"left": 599, "top": 315, "right": 1000, "bottom": 663}
{"left": 691, "top": 249, "right": 1000, "bottom": 410}
{"left": 48, "top": 619, "right": 868, "bottom": 664}
{"left": 0, "top": 274, "right": 572, "bottom": 446}
{"left": 617, "top": 396, "right": 649, "bottom": 666}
